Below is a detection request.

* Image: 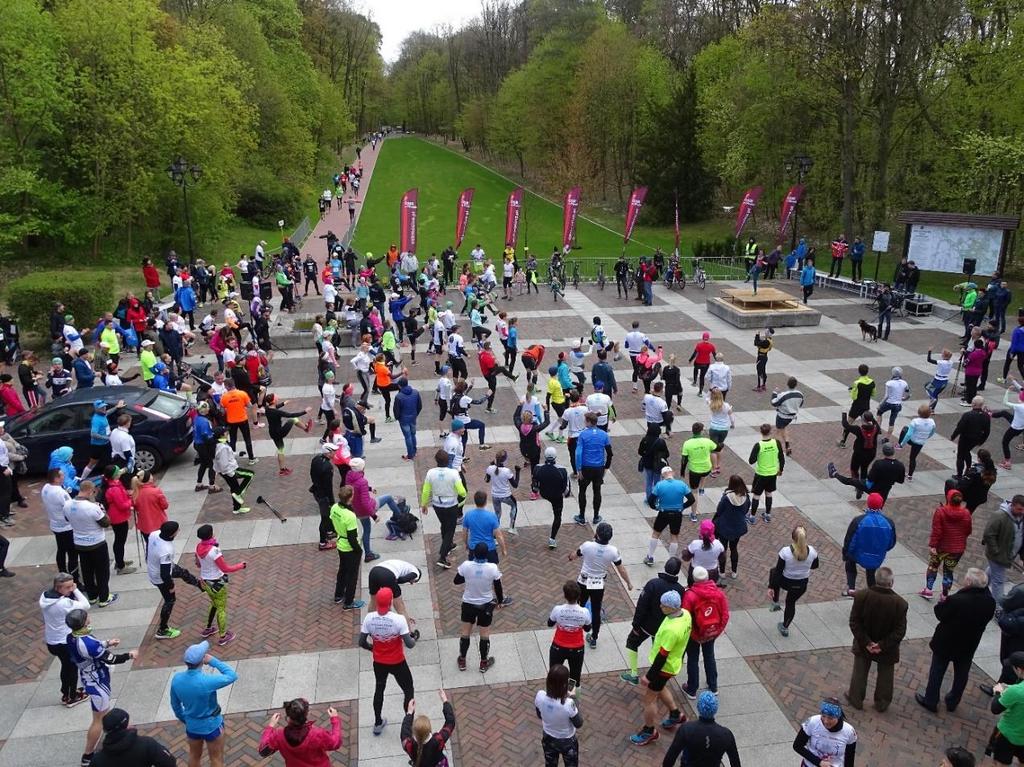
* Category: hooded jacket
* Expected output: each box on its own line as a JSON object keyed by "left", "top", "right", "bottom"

{"left": 683, "top": 579, "right": 730, "bottom": 643}
{"left": 344, "top": 469, "right": 376, "bottom": 519}
{"left": 103, "top": 478, "right": 133, "bottom": 525}
{"left": 258, "top": 715, "right": 342, "bottom": 767}
{"left": 393, "top": 384, "right": 422, "bottom": 425}
{"left": 843, "top": 508, "right": 897, "bottom": 569}
{"left": 929, "top": 492, "right": 973, "bottom": 554}
{"left": 532, "top": 459, "right": 569, "bottom": 501}
{"left": 984, "top": 501, "right": 1024, "bottom": 567}
{"left": 39, "top": 587, "right": 91, "bottom": 645}
{"left": 134, "top": 483, "right": 169, "bottom": 536}
{"left": 309, "top": 454, "right": 335, "bottom": 502}
{"left": 711, "top": 491, "right": 751, "bottom": 541}
{"left": 48, "top": 446, "right": 80, "bottom": 494}
{"left": 90, "top": 728, "right": 175, "bottom": 767}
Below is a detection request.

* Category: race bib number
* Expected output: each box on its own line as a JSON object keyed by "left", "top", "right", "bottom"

{"left": 585, "top": 575, "right": 606, "bottom": 591}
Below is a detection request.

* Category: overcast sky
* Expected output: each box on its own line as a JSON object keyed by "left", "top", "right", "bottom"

{"left": 357, "top": 0, "right": 482, "bottom": 63}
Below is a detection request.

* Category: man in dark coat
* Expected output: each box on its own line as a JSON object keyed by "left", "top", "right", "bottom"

{"left": 916, "top": 567, "right": 996, "bottom": 712}
{"left": 983, "top": 581, "right": 1024, "bottom": 696}
{"left": 846, "top": 566, "right": 908, "bottom": 712}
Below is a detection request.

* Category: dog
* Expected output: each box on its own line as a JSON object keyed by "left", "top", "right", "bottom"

{"left": 859, "top": 319, "right": 878, "bottom": 342}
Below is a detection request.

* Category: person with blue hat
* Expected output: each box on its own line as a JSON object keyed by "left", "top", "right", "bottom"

{"left": 793, "top": 697, "right": 857, "bottom": 767}
{"left": 170, "top": 640, "right": 238, "bottom": 766}
{"left": 81, "top": 398, "right": 123, "bottom": 481}
{"left": 630, "top": 588, "right": 690, "bottom": 746}
{"left": 662, "top": 690, "right": 740, "bottom": 766}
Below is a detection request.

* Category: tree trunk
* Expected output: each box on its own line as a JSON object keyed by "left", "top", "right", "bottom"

{"left": 840, "top": 74, "right": 857, "bottom": 238}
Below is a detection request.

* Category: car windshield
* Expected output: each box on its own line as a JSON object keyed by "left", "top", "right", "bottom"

{"left": 144, "top": 392, "right": 189, "bottom": 418}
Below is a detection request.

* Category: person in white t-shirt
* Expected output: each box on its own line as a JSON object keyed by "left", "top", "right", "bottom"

{"left": 875, "top": 366, "right": 910, "bottom": 438}
{"left": 195, "top": 523, "right": 246, "bottom": 647}
{"left": 560, "top": 391, "right": 590, "bottom": 477}
{"left": 768, "top": 526, "right": 819, "bottom": 637}
{"left": 535, "top": 665, "right": 583, "bottom": 764}
{"left": 42, "top": 469, "right": 76, "bottom": 575}
{"left": 643, "top": 382, "right": 671, "bottom": 437}
{"left": 64, "top": 481, "right": 115, "bottom": 606}
{"left": 485, "top": 451, "right": 521, "bottom": 531}
{"left": 793, "top": 699, "right": 857, "bottom": 767}
{"left": 898, "top": 402, "right": 936, "bottom": 479}
{"left": 585, "top": 383, "right": 614, "bottom": 430}
{"left": 997, "top": 379, "right": 1024, "bottom": 470}
{"left": 683, "top": 518, "right": 725, "bottom": 585}
{"left": 548, "top": 581, "right": 592, "bottom": 691}
{"left": 569, "top": 522, "right": 633, "bottom": 648}
{"left": 455, "top": 543, "right": 505, "bottom": 672}
{"left": 319, "top": 371, "right": 337, "bottom": 425}
{"left": 502, "top": 257, "right": 515, "bottom": 299}
{"left": 146, "top": 521, "right": 200, "bottom": 641}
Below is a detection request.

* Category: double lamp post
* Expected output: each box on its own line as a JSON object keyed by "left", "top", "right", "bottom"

{"left": 166, "top": 156, "right": 202, "bottom": 265}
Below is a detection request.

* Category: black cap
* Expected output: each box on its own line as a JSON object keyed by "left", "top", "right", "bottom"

{"left": 159, "top": 521, "right": 180, "bottom": 539}
{"left": 473, "top": 542, "right": 489, "bottom": 561}
{"left": 1010, "top": 651, "right": 1024, "bottom": 671}
{"left": 102, "top": 708, "right": 130, "bottom": 733}
{"left": 664, "top": 557, "right": 682, "bottom": 576}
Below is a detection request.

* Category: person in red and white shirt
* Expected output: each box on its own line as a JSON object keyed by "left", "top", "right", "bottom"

{"left": 548, "top": 580, "right": 592, "bottom": 691}
{"left": 359, "top": 587, "right": 417, "bottom": 736}
{"left": 689, "top": 332, "right": 717, "bottom": 396}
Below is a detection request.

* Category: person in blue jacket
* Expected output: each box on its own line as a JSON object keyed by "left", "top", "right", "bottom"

{"left": 393, "top": 377, "right": 423, "bottom": 460}
{"left": 388, "top": 292, "right": 412, "bottom": 341}
{"left": 49, "top": 445, "right": 80, "bottom": 496}
{"left": 842, "top": 491, "right": 896, "bottom": 596}
{"left": 73, "top": 349, "right": 96, "bottom": 389}
{"left": 176, "top": 278, "right": 198, "bottom": 330}
{"left": 799, "top": 258, "right": 817, "bottom": 305}
{"left": 193, "top": 401, "right": 217, "bottom": 492}
{"left": 849, "top": 236, "right": 866, "bottom": 283}
{"left": 170, "top": 640, "right": 238, "bottom": 766}
{"left": 573, "top": 412, "right": 613, "bottom": 525}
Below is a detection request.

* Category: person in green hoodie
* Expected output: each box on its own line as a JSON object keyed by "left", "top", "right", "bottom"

{"left": 990, "top": 651, "right": 1024, "bottom": 764}
{"left": 840, "top": 364, "right": 875, "bottom": 448}
{"left": 139, "top": 339, "right": 158, "bottom": 386}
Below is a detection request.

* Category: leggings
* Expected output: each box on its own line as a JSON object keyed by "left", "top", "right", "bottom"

{"left": 755, "top": 356, "right": 768, "bottom": 388}
{"left": 77, "top": 542, "right": 111, "bottom": 603}
{"left": 549, "top": 497, "right": 564, "bottom": 539}
{"left": 111, "top": 521, "right": 129, "bottom": 570}
{"left": 576, "top": 583, "right": 605, "bottom": 639}
{"left": 376, "top": 382, "right": 400, "bottom": 419}
{"left": 542, "top": 733, "right": 579, "bottom": 767}
{"left": 356, "top": 370, "right": 371, "bottom": 403}
{"left": 156, "top": 580, "right": 176, "bottom": 631}
{"left": 770, "top": 576, "right": 808, "bottom": 627}
{"left": 315, "top": 495, "right": 333, "bottom": 544}
{"left": 926, "top": 551, "right": 962, "bottom": 597}
{"left": 54, "top": 529, "right": 78, "bottom": 575}
{"left": 195, "top": 441, "right": 215, "bottom": 485}
{"left": 502, "top": 341, "right": 515, "bottom": 370}
{"left": 372, "top": 660, "right": 414, "bottom": 727}
{"left": 1004, "top": 351, "right": 1024, "bottom": 381}
{"left": 435, "top": 505, "right": 460, "bottom": 563}
{"left": 577, "top": 467, "right": 604, "bottom": 519}
{"left": 201, "top": 579, "right": 229, "bottom": 635}
{"left": 906, "top": 442, "right": 925, "bottom": 476}
{"left": 549, "top": 644, "right": 585, "bottom": 688}
{"left": 1004, "top": 427, "right": 1024, "bottom": 460}
{"left": 228, "top": 420, "right": 254, "bottom": 460}
{"left": 48, "top": 643, "right": 80, "bottom": 700}
{"left": 220, "top": 470, "right": 254, "bottom": 510}
{"left": 692, "top": 363, "right": 709, "bottom": 391}
{"left": 719, "top": 537, "right": 740, "bottom": 573}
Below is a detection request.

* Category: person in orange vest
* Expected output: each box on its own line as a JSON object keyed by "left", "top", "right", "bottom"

{"left": 387, "top": 244, "right": 400, "bottom": 269}
{"left": 520, "top": 344, "right": 545, "bottom": 388}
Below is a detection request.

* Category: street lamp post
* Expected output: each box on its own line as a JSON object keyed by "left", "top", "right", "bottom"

{"left": 783, "top": 155, "right": 813, "bottom": 252}
{"left": 166, "top": 156, "right": 203, "bottom": 265}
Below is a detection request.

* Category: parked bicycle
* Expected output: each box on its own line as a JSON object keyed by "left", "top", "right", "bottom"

{"left": 571, "top": 261, "right": 581, "bottom": 289}
{"left": 692, "top": 259, "right": 707, "bottom": 289}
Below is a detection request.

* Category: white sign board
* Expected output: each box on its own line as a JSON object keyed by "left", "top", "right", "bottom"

{"left": 871, "top": 230, "right": 890, "bottom": 253}
{"left": 906, "top": 224, "right": 1002, "bottom": 275}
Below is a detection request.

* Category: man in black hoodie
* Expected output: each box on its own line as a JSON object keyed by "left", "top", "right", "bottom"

{"left": 950, "top": 396, "right": 992, "bottom": 477}
{"left": 91, "top": 708, "right": 175, "bottom": 767}
{"left": 620, "top": 557, "right": 685, "bottom": 685}
{"left": 310, "top": 443, "right": 337, "bottom": 551}
{"left": 532, "top": 447, "right": 570, "bottom": 549}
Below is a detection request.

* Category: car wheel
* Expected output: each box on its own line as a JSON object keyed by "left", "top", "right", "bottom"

{"left": 135, "top": 447, "right": 163, "bottom": 473}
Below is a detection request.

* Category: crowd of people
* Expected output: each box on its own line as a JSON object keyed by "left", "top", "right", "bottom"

{"left": 4, "top": 143, "right": 1024, "bottom": 767}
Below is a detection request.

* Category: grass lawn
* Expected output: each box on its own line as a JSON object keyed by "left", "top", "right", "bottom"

{"left": 352, "top": 136, "right": 733, "bottom": 273}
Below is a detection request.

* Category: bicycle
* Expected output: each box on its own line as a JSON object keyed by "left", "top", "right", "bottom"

{"left": 571, "top": 262, "right": 580, "bottom": 289}
{"left": 597, "top": 263, "right": 606, "bottom": 290}
{"left": 692, "top": 259, "right": 707, "bottom": 289}
{"left": 664, "top": 262, "right": 686, "bottom": 290}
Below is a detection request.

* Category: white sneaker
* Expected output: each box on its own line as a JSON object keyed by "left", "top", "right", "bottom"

{"left": 505, "top": 527, "right": 519, "bottom": 536}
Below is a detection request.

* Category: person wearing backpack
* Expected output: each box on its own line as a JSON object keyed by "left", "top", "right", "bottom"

{"left": 768, "top": 526, "right": 819, "bottom": 637}
{"left": 681, "top": 566, "right": 729, "bottom": 697}
{"left": 842, "top": 492, "right": 897, "bottom": 597}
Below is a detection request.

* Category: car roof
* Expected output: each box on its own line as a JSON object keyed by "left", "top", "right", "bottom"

{"left": 53, "top": 386, "right": 156, "bottom": 407}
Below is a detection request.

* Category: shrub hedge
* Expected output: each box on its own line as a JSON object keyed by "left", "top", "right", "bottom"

{"left": 5, "top": 271, "right": 113, "bottom": 334}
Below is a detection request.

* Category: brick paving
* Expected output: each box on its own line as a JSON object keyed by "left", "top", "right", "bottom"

{"left": 751, "top": 640, "right": 996, "bottom": 767}
{"left": 614, "top": 309, "right": 710, "bottom": 334}
{"left": 611, "top": 438, "right": 753, "bottom": 494}
{"left": 0, "top": 565, "right": 64, "bottom": 683}
{"left": 708, "top": 374, "right": 838, "bottom": 413}
{"left": 3, "top": 477, "right": 61, "bottom": 539}
{"left": 449, "top": 670, "right": 693, "bottom": 767}
{"left": 133, "top": 544, "right": 359, "bottom": 669}
{"left": 784, "top": 421, "right": 946, "bottom": 480}
{"left": 135, "top": 700, "right": 357, "bottom": 767}
{"left": 198, "top": 450, "right": 322, "bottom": 523}
{"left": 775, "top": 332, "right": 882, "bottom": 361}
{"left": 579, "top": 284, "right": 669, "bottom": 308}
{"left": 425, "top": 525, "right": 634, "bottom": 638}
{"left": 885, "top": 327, "right": 966, "bottom": 354}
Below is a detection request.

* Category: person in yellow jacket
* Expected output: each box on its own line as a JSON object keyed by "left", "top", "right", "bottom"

{"left": 630, "top": 590, "right": 691, "bottom": 746}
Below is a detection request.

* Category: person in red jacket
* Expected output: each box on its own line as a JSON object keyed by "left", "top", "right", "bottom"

{"left": 0, "top": 374, "right": 25, "bottom": 416}
{"left": 142, "top": 258, "right": 161, "bottom": 298}
{"left": 259, "top": 698, "right": 341, "bottom": 767}
{"left": 920, "top": 489, "right": 973, "bottom": 602}
{"left": 125, "top": 296, "right": 148, "bottom": 335}
{"left": 102, "top": 465, "right": 136, "bottom": 575}
{"left": 132, "top": 471, "right": 171, "bottom": 543}
{"left": 689, "top": 333, "right": 717, "bottom": 396}
{"left": 681, "top": 566, "right": 730, "bottom": 696}
{"left": 478, "top": 341, "right": 517, "bottom": 412}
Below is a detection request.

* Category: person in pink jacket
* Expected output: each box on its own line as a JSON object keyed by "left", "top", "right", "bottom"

{"left": 0, "top": 374, "right": 25, "bottom": 416}
{"left": 343, "top": 457, "right": 380, "bottom": 562}
{"left": 259, "top": 698, "right": 341, "bottom": 767}
{"left": 102, "top": 466, "right": 136, "bottom": 575}
{"left": 132, "top": 471, "right": 169, "bottom": 541}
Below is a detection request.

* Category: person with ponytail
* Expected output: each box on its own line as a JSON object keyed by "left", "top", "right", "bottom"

{"left": 401, "top": 689, "right": 455, "bottom": 767}
{"left": 682, "top": 519, "right": 725, "bottom": 586}
{"left": 258, "top": 698, "right": 341, "bottom": 767}
{"left": 920, "top": 490, "right": 972, "bottom": 602}
{"left": 768, "top": 526, "right": 819, "bottom": 637}
{"left": 535, "top": 664, "right": 582, "bottom": 766}
{"left": 958, "top": 447, "right": 998, "bottom": 514}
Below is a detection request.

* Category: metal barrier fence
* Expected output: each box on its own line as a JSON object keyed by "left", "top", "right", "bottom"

{"left": 546, "top": 255, "right": 747, "bottom": 283}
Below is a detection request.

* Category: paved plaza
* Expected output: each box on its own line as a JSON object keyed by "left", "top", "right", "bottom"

{"left": 0, "top": 162, "right": 1019, "bottom": 766}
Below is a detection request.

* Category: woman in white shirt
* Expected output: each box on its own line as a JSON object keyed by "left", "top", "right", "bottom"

{"left": 535, "top": 664, "right": 583, "bottom": 767}
{"left": 683, "top": 518, "right": 726, "bottom": 585}
{"left": 793, "top": 698, "right": 856, "bottom": 767}
{"left": 706, "top": 388, "right": 735, "bottom": 477}
{"left": 769, "top": 526, "right": 819, "bottom": 637}
{"left": 996, "top": 379, "right": 1024, "bottom": 470}
{"left": 898, "top": 403, "right": 936, "bottom": 480}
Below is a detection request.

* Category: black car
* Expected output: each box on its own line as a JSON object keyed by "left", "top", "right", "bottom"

{"left": 2, "top": 385, "right": 193, "bottom": 474}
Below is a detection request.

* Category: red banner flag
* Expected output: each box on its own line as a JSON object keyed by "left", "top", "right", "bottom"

{"left": 562, "top": 187, "right": 581, "bottom": 250}
{"left": 776, "top": 184, "right": 805, "bottom": 243}
{"left": 399, "top": 188, "right": 418, "bottom": 254}
{"left": 734, "top": 186, "right": 764, "bottom": 238}
{"left": 623, "top": 186, "right": 648, "bottom": 244}
{"left": 674, "top": 192, "right": 681, "bottom": 255}
{"left": 455, "top": 188, "right": 474, "bottom": 248}
{"left": 505, "top": 187, "right": 524, "bottom": 248}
